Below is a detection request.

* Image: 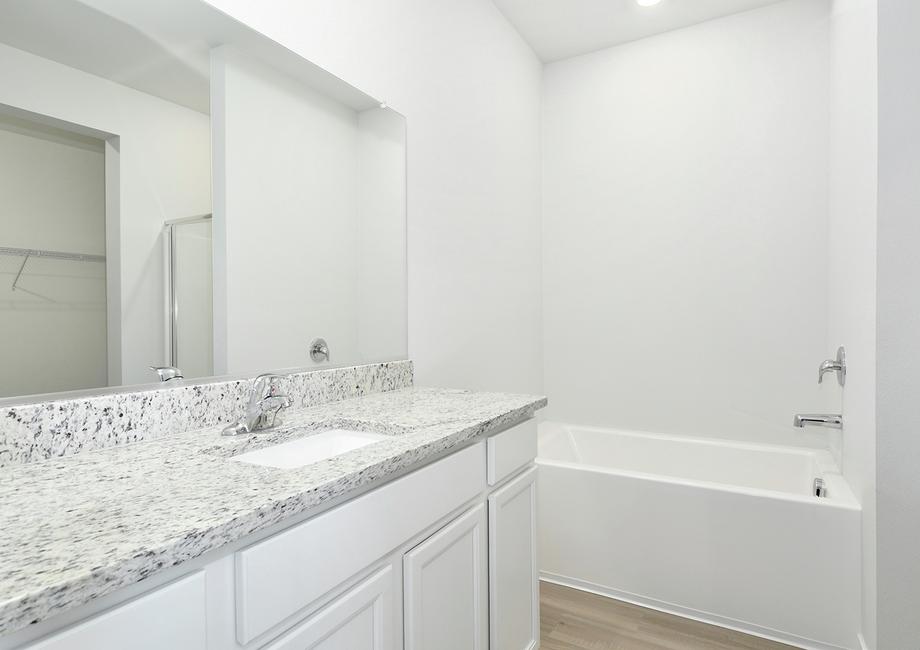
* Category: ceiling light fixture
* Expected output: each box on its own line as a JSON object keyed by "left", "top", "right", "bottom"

{"left": 636, "top": 0, "right": 662, "bottom": 6}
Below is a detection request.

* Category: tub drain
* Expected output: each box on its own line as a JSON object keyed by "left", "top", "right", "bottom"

{"left": 813, "top": 477, "right": 827, "bottom": 498}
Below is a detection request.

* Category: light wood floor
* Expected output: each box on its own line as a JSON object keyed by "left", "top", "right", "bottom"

{"left": 540, "top": 582, "right": 798, "bottom": 650}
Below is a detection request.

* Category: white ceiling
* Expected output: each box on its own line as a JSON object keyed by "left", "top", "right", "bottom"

{"left": 492, "top": 0, "right": 790, "bottom": 62}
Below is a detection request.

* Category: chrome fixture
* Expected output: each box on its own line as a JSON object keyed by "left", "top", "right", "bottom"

{"left": 310, "top": 338, "right": 330, "bottom": 363}
{"left": 813, "top": 478, "right": 827, "bottom": 498}
{"left": 793, "top": 414, "right": 843, "bottom": 429}
{"left": 221, "top": 373, "right": 293, "bottom": 436}
{"left": 818, "top": 346, "right": 846, "bottom": 386}
{"left": 150, "top": 366, "right": 183, "bottom": 382}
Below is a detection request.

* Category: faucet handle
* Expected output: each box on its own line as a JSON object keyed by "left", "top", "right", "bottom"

{"left": 251, "top": 373, "right": 287, "bottom": 399}
{"left": 817, "top": 347, "right": 846, "bottom": 386}
{"left": 310, "top": 338, "right": 330, "bottom": 363}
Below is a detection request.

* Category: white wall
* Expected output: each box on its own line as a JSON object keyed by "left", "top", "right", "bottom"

{"left": 0, "top": 117, "right": 107, "bottom": 396}
{"left": 211, "top": 49, "right": 407, "bottom": 374}
{"left": 203, "top": 0, "right": 544, "bottom": 395}
{"left": 542, "top": 0, "right": 832, "bottom": 446}
{"left": 357, "top": 107, "right": 408, "bottom": 363}
{"left": 0, "top": 42, "right": 211, "bottom": 388}
{"left": 212, "top": 47, "right": 361, "bottom": 375}
{"left": 877, "top": 2, "right": 920, "bottom": 648}
{"left": 828, "top": 0, "right": 878, "bottom": 646}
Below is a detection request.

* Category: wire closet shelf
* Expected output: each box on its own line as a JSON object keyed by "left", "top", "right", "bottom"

{"left": 1, "top": 246, "right": 106, "bottom": 302}
{"left": 0, "top": 246, "right": 106, "bottom": 263}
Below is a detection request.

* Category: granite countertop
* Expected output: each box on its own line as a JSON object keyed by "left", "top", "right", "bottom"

{"left": 0, "top": 387, "right": 546, "bottom": 636}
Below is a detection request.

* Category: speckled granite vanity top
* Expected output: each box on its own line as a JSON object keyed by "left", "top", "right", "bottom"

{"left": 0, "top": 387, "right": 546, "bottom": 635}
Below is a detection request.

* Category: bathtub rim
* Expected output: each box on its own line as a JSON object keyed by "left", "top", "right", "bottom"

{"left": 536, "top": 457, "right": 859, "bottom": 510}
{"left": 540, "top": 420, "right": 840, "bottom": 464}
{"left": 537, "top": 422, "right": 860, "bottom": 509}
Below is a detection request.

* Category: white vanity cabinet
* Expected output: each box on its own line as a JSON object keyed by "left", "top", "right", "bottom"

{"left": 400, "top": 427, "right": 539, "bottom": 650}
{"left": 10, "top": 419, "right": 539, "bottom": 650}
{"left": 232, "top": 442, "right": 486, "bottom": 645}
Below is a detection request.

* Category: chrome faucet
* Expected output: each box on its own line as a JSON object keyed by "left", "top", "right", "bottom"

{"left": 793, "top": 347, "right": 846, "bottom": 430}
{"left": 310, "top": 338, "right": 330, "bottom": 363}
{"left": 221, "top": 373, "right": 294, "bottom": 436}
{"left": 793, "top": 414, "right": 843, "bottom": 429}
{"left": 150, "top": 366, "right": 183, "bottom": 382}
{"left": 818, "top": 347, "right": 846, "bottom": 386}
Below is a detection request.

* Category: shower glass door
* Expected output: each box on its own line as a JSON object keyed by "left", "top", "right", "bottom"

{"left": 165, "top": 216, "right": 213, "bottom": 379}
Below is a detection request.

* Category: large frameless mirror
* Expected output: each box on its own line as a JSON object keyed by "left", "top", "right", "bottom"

{"left": 0, "top": 0, "right": 407, "bottom": 402}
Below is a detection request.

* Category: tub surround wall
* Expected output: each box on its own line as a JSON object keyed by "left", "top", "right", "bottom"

{"left": 0, "top": 361, "right": 413, "bottom": 467}
{"left": 541, "top": 0, "right": 833, "bottom": 447}
{"left": 0, "top": 385, "right": 545, "bottom": 636}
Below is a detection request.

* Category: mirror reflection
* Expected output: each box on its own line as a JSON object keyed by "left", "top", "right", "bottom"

{"left": 0, "top": 0, "right": 407, "bottom": 400}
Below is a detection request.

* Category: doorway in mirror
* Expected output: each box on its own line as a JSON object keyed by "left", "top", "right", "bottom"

{"left": 0, "top": 112, "right": 107, "bottom": 398}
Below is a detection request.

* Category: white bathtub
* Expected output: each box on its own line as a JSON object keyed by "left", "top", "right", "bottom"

{"left": 537, "top": 422, "right": 862, "bottom": 650}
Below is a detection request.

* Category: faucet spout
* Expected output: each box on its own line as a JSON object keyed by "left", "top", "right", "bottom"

{"left": 793, "top": 414, "right": 843, "bottom": 429}
{"left": 150, "top": 366, "right": 183, "bottom": 382}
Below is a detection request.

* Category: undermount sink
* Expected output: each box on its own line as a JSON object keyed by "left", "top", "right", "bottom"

{"left": 231, "top": 429, "right": 389, "bottom": 469}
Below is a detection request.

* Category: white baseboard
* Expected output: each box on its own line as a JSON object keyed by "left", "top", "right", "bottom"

{"left": 540, "top": 572, "right": 860, "bottom": 650}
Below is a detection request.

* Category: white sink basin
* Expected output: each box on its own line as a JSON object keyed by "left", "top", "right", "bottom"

{"left": 231, "top": 429, "right": 389, "bottom": 469}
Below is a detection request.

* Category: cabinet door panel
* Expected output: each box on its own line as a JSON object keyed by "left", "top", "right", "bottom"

{"left": 403, "top": 504, "right": 487, "bottom": 650}
{"left": 263, "top": 564, "right": 397, "bottom": 650}
{"left": 489, "top": 466, "right": 539, "bottom": 650}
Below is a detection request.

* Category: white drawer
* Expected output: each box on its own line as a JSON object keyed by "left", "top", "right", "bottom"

{"left": 26, "top": 573, "right": 206, "bottom": 650}
{"left": 235, "top": 441, "right": 486, "bottom": 644}
{"left": 487, "top": 418, "right": 537, "bottom": 485}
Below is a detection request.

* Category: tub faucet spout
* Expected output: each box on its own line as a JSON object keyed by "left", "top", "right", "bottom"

{"left": 793, "top": 414, "right": 843, "bottom": 429}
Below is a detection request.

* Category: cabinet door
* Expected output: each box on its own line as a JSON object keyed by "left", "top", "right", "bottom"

{"left": 403, "top": 504, "right": 488, "bottom": 650}
{"left": 489, "top": 466, "right": 539, "bottom": 650}
{"left": 262, "top": 564, "right": 398, "bottom": 650}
